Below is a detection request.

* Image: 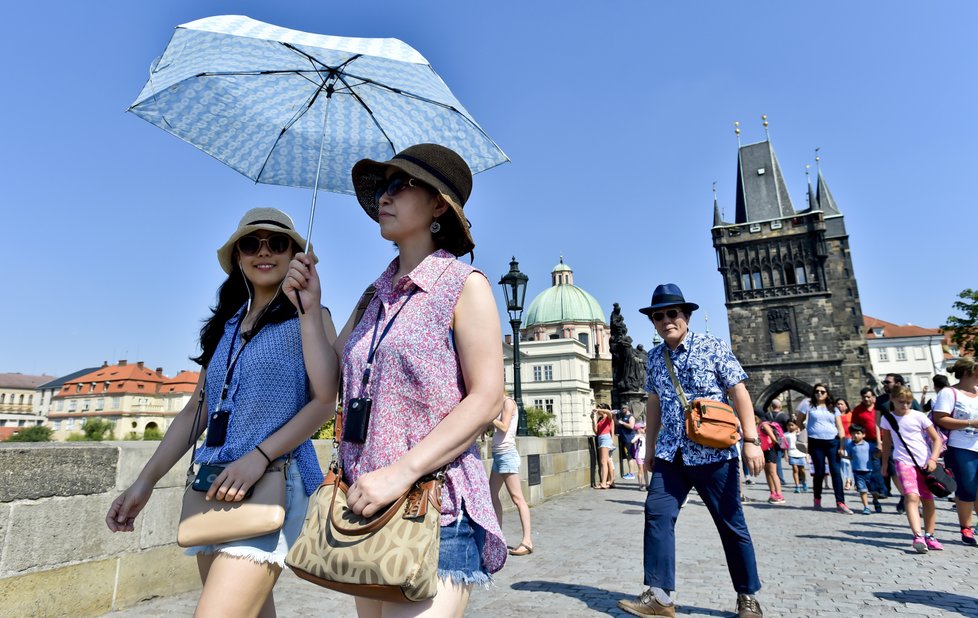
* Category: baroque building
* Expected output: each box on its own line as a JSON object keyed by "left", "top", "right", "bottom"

{"left": 501, "top": 258, "right": 610, "bottom": 435}
{"left": 711, "top": 136, "right": 874, "bottom": 406}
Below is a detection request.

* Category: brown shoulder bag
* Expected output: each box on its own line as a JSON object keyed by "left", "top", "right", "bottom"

{"left": 664, "top": 348, "right": 741, "bottom": 449}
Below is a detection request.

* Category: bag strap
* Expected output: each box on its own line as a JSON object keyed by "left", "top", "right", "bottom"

{"left": 882, "top": 410, "right": 927, "bottom": 473}
{"left": 184, "top": 389, "right": 206, "bottom": 483}
{"left": 663, "top": 348, "right": 689, "bottom": 411}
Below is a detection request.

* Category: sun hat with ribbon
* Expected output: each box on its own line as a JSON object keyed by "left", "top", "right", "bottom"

{"left": 351, "top": 143, "right": 474, "bottom": 254}
{"left": 216, "top": 207, "right": 311, "bottom": 274}
{"left": 638, "top": 283, "right": 700, "bottom": 316}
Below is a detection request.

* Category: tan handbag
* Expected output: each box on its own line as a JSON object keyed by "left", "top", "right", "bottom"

{"left": 176, "top": 390, "right": 287, "bottom": 547}
{"left": 664, "top": 349, "right": 741, "bottom": 449}
{"left": 286, "top": 462, "right": 444, "bottom": 602}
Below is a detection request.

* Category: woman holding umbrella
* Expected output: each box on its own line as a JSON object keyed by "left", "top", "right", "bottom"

{"left": 106, "top": 208, "right": 338, "bottom": 617}
{"left": 287, "top": 144, "right": 507, "bottom": 616}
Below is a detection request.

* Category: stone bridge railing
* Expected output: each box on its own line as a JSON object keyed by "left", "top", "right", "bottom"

{"left": 0, "top": 437, "right": 590, "bottom": 617}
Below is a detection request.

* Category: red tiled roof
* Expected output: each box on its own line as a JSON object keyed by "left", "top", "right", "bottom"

{"left": 863, "top": 315, "right": 941, "bottom": 339}
{"left": 0, "top": 373, "right": 56, "bottom": 389}
{"left": 161, "top": 370, "right": 201, "bottom": 394}
{"left": 55, "top": 361, "right": 168, "bottom": 398}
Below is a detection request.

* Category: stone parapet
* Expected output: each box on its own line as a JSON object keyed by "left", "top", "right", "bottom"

{"left": 0, "top": 437, "right": 589, "bottom": 616}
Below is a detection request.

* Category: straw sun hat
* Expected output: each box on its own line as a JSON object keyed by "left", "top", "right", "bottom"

{"left": 216, "top": 207, "right": 312, "bottom": 274}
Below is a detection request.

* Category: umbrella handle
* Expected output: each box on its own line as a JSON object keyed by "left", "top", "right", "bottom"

{"left": 295, "top": 290, "right": 305, "bottom": 315}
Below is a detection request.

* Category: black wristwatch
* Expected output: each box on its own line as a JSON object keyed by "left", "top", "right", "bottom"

{"left": 745, "top": 436, "right": 761, "bottom": 446}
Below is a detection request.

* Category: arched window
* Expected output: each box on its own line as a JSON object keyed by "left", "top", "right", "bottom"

{"left": 741, "top": 271, "right": 752, "bottom": 290}
{"left": 784, "top": 264, "right": 796, "bottom": 285}
{"left": 771, "top": 264, "right": 783, "bottom": 287}
{"left": 752, "top": 271, "right": 763, "bottom": 290}
{"left": 18, "top": 394, "right": 24, "bottom": 405}
{"left": 0, "top": 394, "right": 5, "bottom": 404}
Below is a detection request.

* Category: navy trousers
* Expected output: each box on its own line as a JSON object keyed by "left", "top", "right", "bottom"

{"left": 643, "top": 454, "right": 761, "bottom": 594}
{"left": 808, "top": 437, "right": 846, "bottom": 504}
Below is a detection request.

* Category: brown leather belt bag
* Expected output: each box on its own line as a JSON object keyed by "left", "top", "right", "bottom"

{"left": 665, "top": 349, "right": 741, "bottom": 449}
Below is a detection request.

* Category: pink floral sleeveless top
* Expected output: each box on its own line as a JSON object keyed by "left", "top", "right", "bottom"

{"left": 340, "top": 249, "right": 507, "bottom": 573}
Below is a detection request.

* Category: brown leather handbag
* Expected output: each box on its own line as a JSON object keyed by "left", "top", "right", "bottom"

{"left": 664, "top": 349, "right": 741, "bottom": 449}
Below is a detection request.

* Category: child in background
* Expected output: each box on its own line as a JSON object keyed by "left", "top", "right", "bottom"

{"left": 880, "top": 385, "right": 945, "bottom": 553}
{"left": 632, "top": 422, "right": 648, "bottom": 490}
{"left": 846, "top": 425, "right": 873, "bottom": 514}
{"left": 785, "top": 419, "right": 809, "bottom": 492}
{"left": 757, "top": 413, "right": 785, "bottom": 504}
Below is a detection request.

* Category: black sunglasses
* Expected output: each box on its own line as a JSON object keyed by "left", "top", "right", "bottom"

{"left": 374, "top": 174, "right": 432, "bottom": 204}
{"left": 814, "top": 389, "right": 827, "bottom": 394}
{"left": 651, "top": 309, "right": 682, "bottom": 323}
{"left": 237, "top": 233, "right": 293, "bottom": 256}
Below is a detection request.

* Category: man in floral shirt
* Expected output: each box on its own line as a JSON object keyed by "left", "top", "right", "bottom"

{"left": 618, "top": 284, "right": 765, "bottom": 618}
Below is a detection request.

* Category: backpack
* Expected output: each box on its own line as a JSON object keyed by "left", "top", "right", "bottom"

{"left": 762, "top": 421, "right": 789, "bottom": 451}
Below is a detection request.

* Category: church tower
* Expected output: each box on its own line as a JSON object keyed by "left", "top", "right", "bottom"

{"left": 710, "top": 130, "right": 874, "bottom": 405}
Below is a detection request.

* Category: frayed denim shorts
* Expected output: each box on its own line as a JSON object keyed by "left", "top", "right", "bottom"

{"left": 597, "top": 434, "right": 615, "bottom": 451}
{"left": 184, "top": 465, "right": 308, "bottom": 568}
{"left": 492, "top": 449, "right": 521, "bottom": 474}
{"left": 438, "top": 507, "right": 490, "bottom": 587}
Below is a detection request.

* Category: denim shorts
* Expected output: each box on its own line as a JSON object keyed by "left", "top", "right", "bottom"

{"left": 946, "top": 446, "right": 978, "bottom": 502}
{"left": 185, "top": 465, "right": 308, "bottom": 567}
{"left": 597, "top": 434, "right": 615, "bottom": 451}
{"left": 853, "top": 470, "right": 871, "bottom": 493}
{"left": 788, "top": 456, "right": 806, "bottom": 467}
{"left": 492, "top": 450, "right": 521, "bottom": 474}
{"left": 438, "top": 508, "right": 490, "bottom": 586}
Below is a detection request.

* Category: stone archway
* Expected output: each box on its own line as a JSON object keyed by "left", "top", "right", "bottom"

{"left": 754, "top": 376, "right": 815, "bottom": 411}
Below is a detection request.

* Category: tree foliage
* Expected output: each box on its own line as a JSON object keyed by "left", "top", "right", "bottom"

{"left": 143, "top": 426, "right": 164, "bottom": 441}
{"left": 78, "top": 418, "right": 115, "bottom": 441}
{"left": 5, "top": 425, "right": 52, "bottom": 442}
{"left": 525, "top": 406, "right": 558, "bottom": 437}
{"left": 942, "top": 288, "right": 978, "bottom": 356}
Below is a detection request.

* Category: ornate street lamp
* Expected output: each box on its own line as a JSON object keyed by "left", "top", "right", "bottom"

{"left": 499, "top": 257, "right": 529, "bottom": 436}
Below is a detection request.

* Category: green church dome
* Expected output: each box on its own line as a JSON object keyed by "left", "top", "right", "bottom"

{"left": 524, "top": 258, "right": 606, "bottom": 326}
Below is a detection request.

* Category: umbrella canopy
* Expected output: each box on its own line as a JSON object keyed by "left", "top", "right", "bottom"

{"left": 129, "top": 15, "right": 508, "bottom": 195}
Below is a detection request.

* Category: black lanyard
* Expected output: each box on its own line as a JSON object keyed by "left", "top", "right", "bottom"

{"left": 672, "top": 333, "right": 694, "bottom": 386}
{"left": 359, "top": 288, "right": 418, "bottom": 395}
{"left": 218, "top": 314, "right": 255, "bottom": 410}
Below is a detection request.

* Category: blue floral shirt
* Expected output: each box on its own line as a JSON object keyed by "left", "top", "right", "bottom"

{"left": 645, "top": 331, "right": 748, "bottom": 465}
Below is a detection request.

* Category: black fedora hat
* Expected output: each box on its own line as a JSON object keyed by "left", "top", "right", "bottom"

{"left": 638, "top": 283, "right": 700, "bottom": 316}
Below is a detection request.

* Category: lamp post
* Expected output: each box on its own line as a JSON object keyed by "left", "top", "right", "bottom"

{"left": 499, "top": 257, "right": 529, "bottom": 436}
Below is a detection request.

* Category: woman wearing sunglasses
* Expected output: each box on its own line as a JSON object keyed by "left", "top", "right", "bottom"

{"left": 106, "top": 207, "right": 338, "bottom": 617}
{"left": 287, "top": 144, "right": 507, "bottom": 616}
{"left": 803, "top": 383, "right": 852, "bottom": 514}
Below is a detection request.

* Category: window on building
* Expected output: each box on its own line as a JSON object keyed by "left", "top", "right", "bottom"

{"left": 532, "top": 365, "right": 553, "bottom": 381}
{"left": 18, "top": 394, "right": 24, "bottom": 405}
{"left": 741, "top": 272, "right": 752, "bottom": 290}
{"left": 28, "top": 395, "right": 33, "bottom": 405}
{"left": 578, "top": 332, "right": 589, "bottom": 352}
{"left": 896, "top": 347, "right": 907, "bottom": 361}
{"left": 66, "top": 419, "right": 75, "bottom": 430}
{"left": 533, "top": 398, "right": 555, "bottom": 414}
{"left": 784, "top": 265, "right": 796, "bottom": 285}
{"left": 18, "top": 420, "right": 26, "bottom": 427}
{"left": 112, "top": 396, "right": 121, "bottom": 409}
{"left": 76, "top": 384, "right": 82, "bottom": 393}
{"left": 68, "top": 400, "right": 77, "bottom": 412}
{"left": 82, "top": 401, "right": 90, "bottom": 411}
{"left": 544, "top": 365, "right": 553, "bottom": 381}
{"left": 55, "top": 400, "right": 64, "bottom": 411}
{"left": 533, "top": 366, "right": 541, "bottom": 381}
{"left": 96, "top": 398, "right": 104, "bottom": 411}
{"left": 914, "top": 347, "right": 925, "bottom": 360}
{"left": 53, "top": 420, "right": 61, "bottom": 430}
{"left": 795, "top": 265, "right": 807, "bottom": 284}
{"left": 751, "top": 271, "right": 763, "bottom": 290}
{"left": 878, "top": 348, "right": 889, "bottom": 362}
{"left": 0, "top": 394, "right": 4, "bottom": 404}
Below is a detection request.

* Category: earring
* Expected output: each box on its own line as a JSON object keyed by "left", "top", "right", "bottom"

{"left": 429, "top": 220, "right": 442, "bottom": 234}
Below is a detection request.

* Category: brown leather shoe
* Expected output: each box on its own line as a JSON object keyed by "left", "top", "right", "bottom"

{"left": 737, "top": 594, "right": 763, "bottom": 618}
{"left": 617, "top": 589, "right": 676, "bottom": 617}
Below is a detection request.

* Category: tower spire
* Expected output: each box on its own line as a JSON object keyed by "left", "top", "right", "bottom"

{"left": 713, "top": 181, "right": 724, "bottom": 226}
{"left": 806, "top": 164, "right": 818, "bottom": 210}
{"left": 762, "top": 114, "right": 770, "bottom": 141}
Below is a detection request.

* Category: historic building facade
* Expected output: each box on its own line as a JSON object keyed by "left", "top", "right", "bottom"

{"left": 711, "top": 137, "right": 874, "bottom": 406}
{"left": 501, "top": 258, "right": 610, "bottom": 435}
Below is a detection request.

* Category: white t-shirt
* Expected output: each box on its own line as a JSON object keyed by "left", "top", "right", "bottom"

{"left": 785, "top": 431, "right": 805, "bottom": 458}
{"left": 880, "top": 410, "right": 933, "bottom": 466}
{"left": 933, "top": 387, "right": 978, "bottom": 452}
{"left": 634, "top": 435, "right": 646, "bottom": 461}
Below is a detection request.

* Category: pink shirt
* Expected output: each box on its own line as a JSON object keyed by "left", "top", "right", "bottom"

{"left": 340, "top": 249, "right": 506, "bottom": 574}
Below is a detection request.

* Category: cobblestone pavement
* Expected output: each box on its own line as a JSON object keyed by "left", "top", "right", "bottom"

{"left": 105, "top": 481, "right": 978, "bottom": 617}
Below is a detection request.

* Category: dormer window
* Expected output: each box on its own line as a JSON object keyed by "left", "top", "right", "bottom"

{"left": 872, "top": 327, "right": 884, "bottom": 337}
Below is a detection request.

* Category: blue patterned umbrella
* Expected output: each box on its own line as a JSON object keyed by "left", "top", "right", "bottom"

{"left": 129, "top": 15, "right": 508, "bottom": 243}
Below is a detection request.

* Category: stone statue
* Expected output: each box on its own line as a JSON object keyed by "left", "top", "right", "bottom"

{"left": 611, "top": 303, "right": 646, "bottom": 394}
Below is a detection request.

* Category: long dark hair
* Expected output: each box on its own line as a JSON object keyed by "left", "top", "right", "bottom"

{"left": 809, "top": 383, "right": 834, "bottom": 408}
{"left": 431, "top": 196, "right": 474, "bottom": 262}
{"left": 190, "top": 258, "right": 298, "bottom": 367}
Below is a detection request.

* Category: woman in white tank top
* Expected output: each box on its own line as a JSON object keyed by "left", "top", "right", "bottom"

{"left": 489, "top": 395, "right": 534, "bottom": 556}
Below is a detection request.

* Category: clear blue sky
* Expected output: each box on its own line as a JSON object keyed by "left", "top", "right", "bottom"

{"left": 3, "top": 2, "right": 976, "bottom": 377}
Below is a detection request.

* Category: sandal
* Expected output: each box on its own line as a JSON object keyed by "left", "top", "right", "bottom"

{"left": 509, "top": 543, "right": 534, "bottom": 556}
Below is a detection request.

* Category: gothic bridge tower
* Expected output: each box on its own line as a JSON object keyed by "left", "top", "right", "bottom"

{"left": 711, "top": 132, "right": 874, "bottom": 406}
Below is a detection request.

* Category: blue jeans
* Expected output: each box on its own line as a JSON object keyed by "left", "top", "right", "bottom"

{"left": 809, "top": 437, "right": 846, "bottom": 504}
{"left": 866, "top": 440, "right": 885, "bottom": 496}
{"left": 644, "top": 454, "right": 761, "bottom": 594}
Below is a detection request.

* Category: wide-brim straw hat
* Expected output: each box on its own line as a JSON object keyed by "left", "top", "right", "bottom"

{"left": 351, "top": 143, "right": 474, "bottom": 254}
{"left": 216, "top": 207, "right": 312, "bottom": 274}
